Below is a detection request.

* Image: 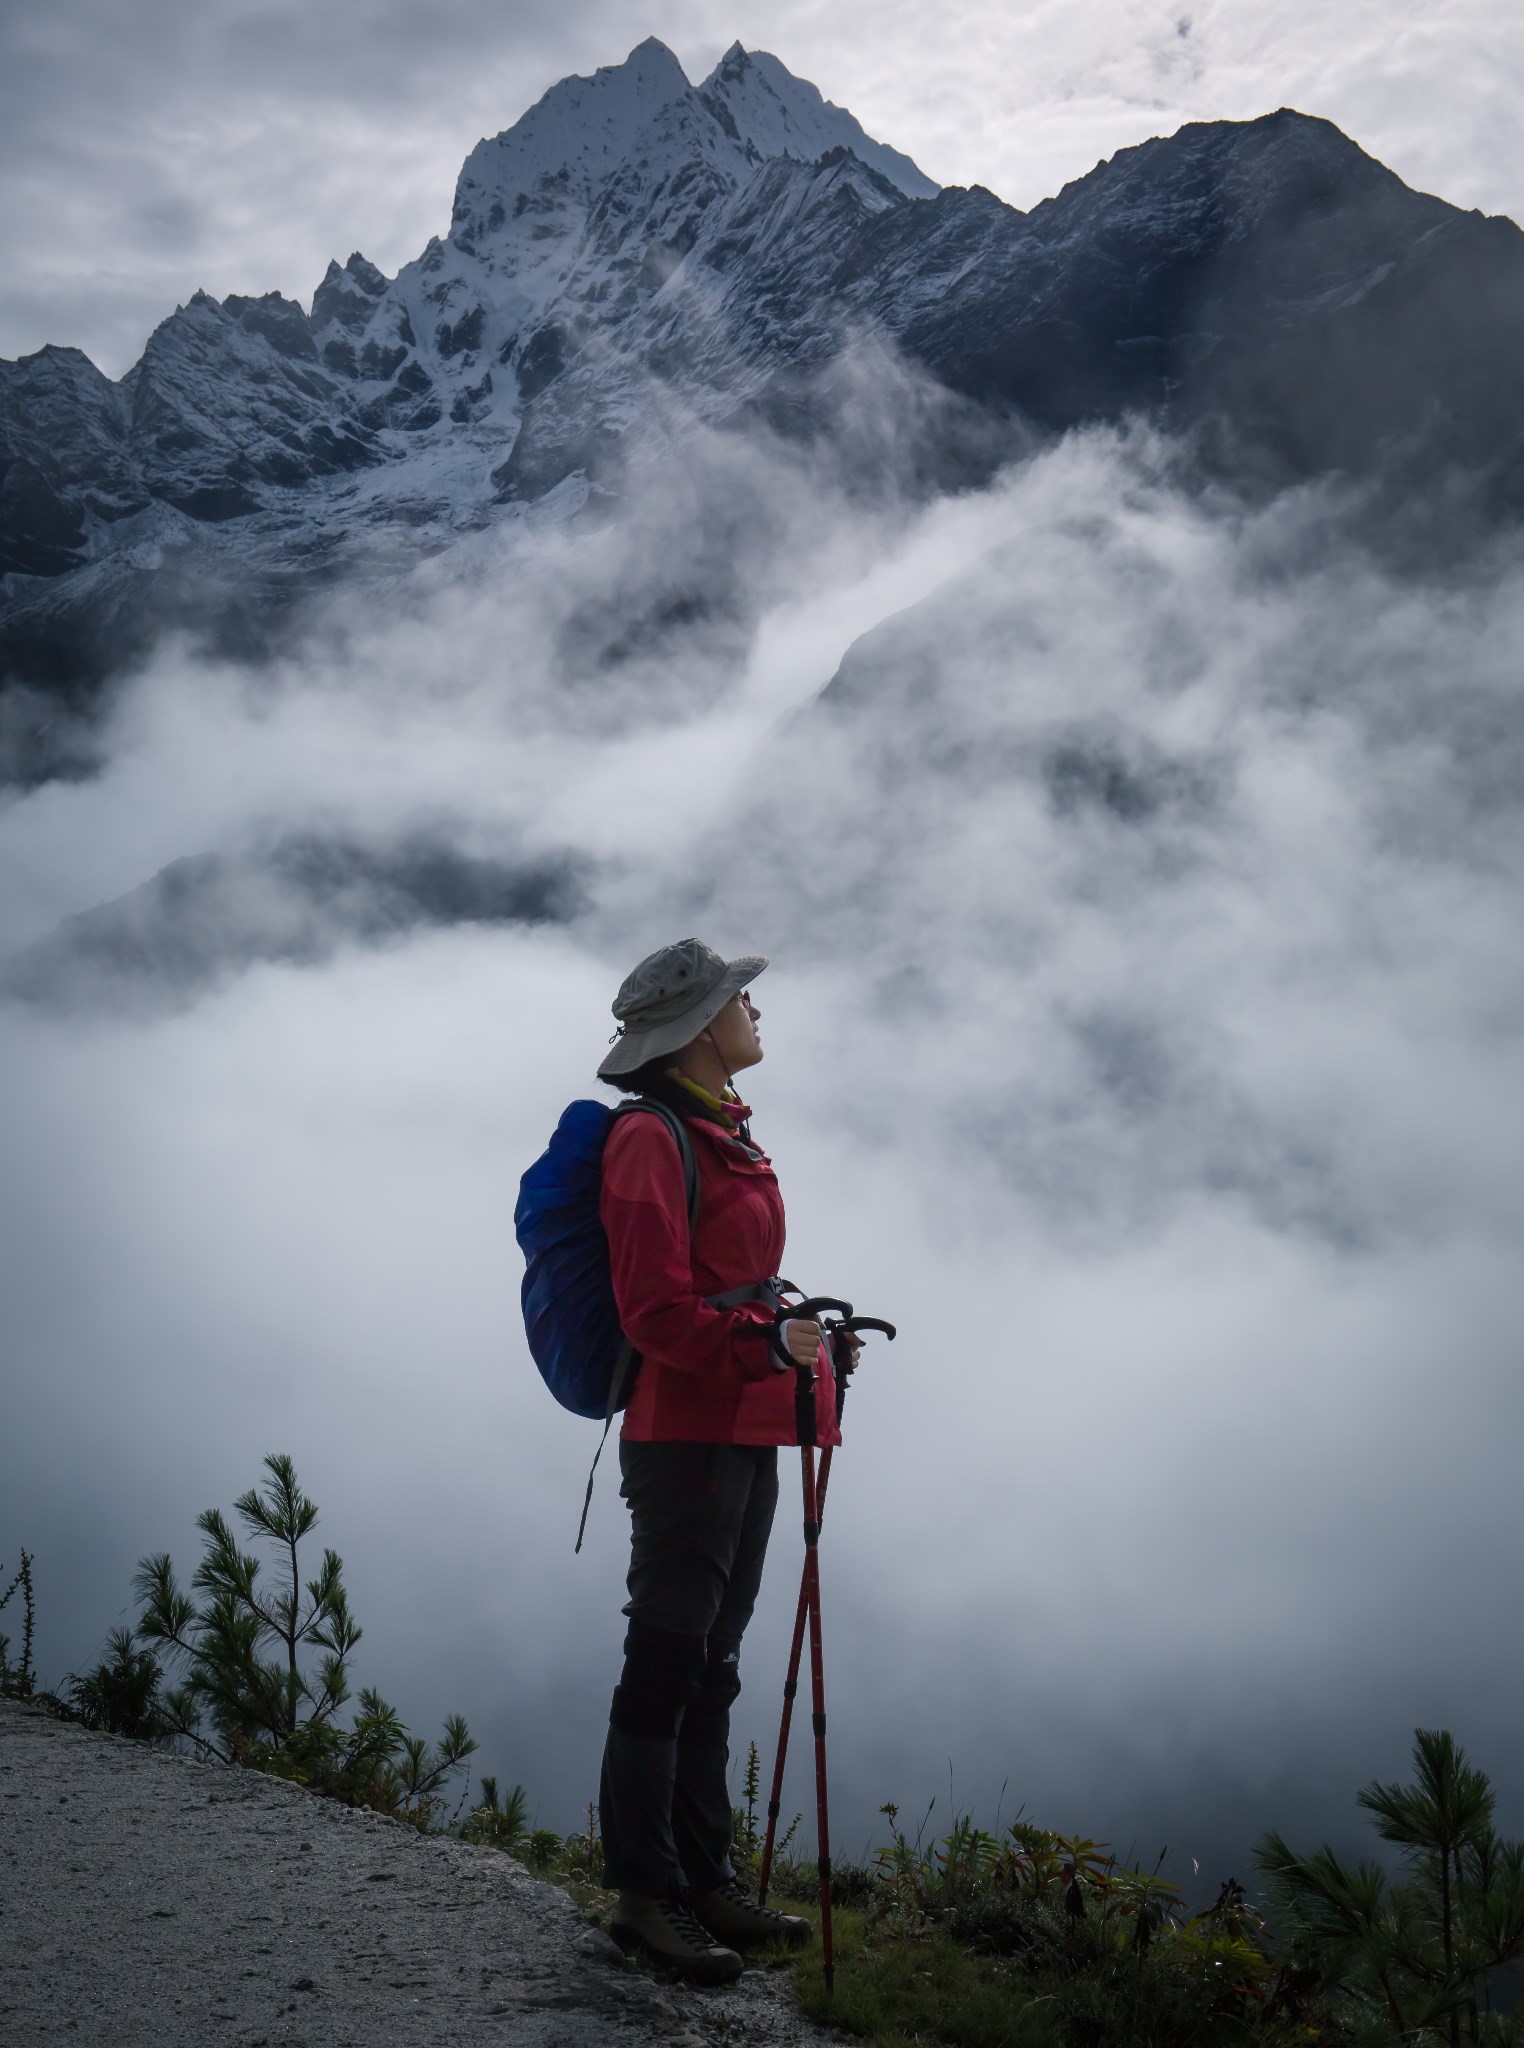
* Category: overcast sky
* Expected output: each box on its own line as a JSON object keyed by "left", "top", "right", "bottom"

{"left": 2, "top": 0, "right": 1519, "bottom": 377}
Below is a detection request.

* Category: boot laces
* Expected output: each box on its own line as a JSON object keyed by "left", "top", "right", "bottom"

{"left": 661, "top": 1893, "right": 722, "bottom": 1949}
{"left": 712, "top": 1877, "right": 793, "bottom": 1921}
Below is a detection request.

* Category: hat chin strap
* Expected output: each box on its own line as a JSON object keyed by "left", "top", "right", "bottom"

{"left": 700, "top": 1025, "right": 733, "bottom": 1092}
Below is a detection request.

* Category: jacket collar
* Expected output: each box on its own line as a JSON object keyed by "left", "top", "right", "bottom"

{"left": 668, "top": 1070, "right": 752, "bottom": 1131}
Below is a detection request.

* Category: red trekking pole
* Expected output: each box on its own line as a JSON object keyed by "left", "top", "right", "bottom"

{"left": 757, "top": 1445, "right": 834, "bottom": 1904}
{"left": 758, "top": 1297, "right": 848, "bottom": 1912}
{"left": 756, "top": 1302, "right": 896, "bottom": 1996}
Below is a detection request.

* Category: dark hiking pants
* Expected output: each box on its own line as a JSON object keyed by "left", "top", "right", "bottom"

{"left": 600, "top": 1440, "right": 779, "bottom": 1898}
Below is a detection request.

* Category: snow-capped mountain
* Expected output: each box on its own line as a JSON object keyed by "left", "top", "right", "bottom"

{"left": 306, "top": 36, "right": 933, "bottom": 464}
{"left": 3, "top": 36, "right": 1522, "bottom": 769}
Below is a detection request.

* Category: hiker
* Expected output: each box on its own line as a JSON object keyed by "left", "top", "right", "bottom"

{"left": 594, "top": 938, "right": 840, "bottom": 1983}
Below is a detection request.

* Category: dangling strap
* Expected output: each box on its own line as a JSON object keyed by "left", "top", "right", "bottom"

{"left": 575, "top": 1337, "right": 637, "bottom": 1554}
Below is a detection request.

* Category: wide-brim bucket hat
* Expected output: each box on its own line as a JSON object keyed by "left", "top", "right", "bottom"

{"left": 598, "top": 937, "right": 767, "bottom": 1079}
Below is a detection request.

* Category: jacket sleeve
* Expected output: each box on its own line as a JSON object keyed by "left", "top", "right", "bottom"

{"left": 600, "top": 1113, "right": 780, "bottom": 1384}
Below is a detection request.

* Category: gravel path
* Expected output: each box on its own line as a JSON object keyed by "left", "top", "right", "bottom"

{"left": 0, "top": 1703, "right": 837, "bottom": 2048}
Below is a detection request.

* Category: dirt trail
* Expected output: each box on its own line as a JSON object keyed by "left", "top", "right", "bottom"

{"left": 0, "top": 1703, "right": 833, "bottom": 2048}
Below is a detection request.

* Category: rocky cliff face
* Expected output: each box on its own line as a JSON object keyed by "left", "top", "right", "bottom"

{"left": 3, "top": 37, "right": 1522, "bottom": 761}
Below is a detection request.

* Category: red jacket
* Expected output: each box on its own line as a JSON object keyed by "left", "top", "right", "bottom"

{"left": 600, "top": 1100, "right": 840, "bottom": 1447}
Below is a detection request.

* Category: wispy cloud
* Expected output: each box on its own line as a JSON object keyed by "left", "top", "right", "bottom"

{"left": 3, "top": 380, "right": 1521, "bottom": 1874}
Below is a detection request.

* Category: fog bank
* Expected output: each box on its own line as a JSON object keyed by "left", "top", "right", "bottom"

{"left": 3, "top": 417, "right": 1521, "bottom": 1884}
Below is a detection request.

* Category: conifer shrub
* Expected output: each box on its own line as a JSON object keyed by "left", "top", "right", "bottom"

{"left": 1255, "top": 1727, "right": 1524, "bottom": 2046}
{"left": 0, "top": 1550, "right": 37, "bottom": 1701}
{"left": 460, "top": 1774, "right": 531, "bottom": 1851}
{"left": 525, "top": 1827, "right": 564, "bottom": 1871}
{"left": 66, "top": 1626, "right": 169, "bottom": 1739}
{"left": 72, "top": 1453, "right": 477, "bottom": 1826}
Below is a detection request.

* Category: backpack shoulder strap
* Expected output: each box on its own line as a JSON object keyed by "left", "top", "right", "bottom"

{"left": 575, "top": 1098, "right": 702, "bottom": 1557}
{"left": 610, "top": 1095, "right": 701, "bottom": 1227}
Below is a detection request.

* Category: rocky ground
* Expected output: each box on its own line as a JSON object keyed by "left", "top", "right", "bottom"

{"left": 0, "top": 1702, "right": 837, "bottom": 2048}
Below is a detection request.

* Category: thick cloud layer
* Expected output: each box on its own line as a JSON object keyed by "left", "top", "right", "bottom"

{"left": 3, "top": 404, "right": 1522, "bottom": 1887}
{"left": 2, "top": 1, "right": 1520, "bottom": 375}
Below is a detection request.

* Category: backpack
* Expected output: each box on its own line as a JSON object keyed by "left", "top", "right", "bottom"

{"left": 515, "top": 1095, "right": 699, "bottom": 1422}
{"left": 518, "top": 1093, "right": 785, "bottom": 1548}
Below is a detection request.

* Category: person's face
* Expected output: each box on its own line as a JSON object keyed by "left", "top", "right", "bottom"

{"left": 705, "top": 989, "right": 763, "bottom": 1073}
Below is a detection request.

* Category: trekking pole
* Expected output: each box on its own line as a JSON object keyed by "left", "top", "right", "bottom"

{"left": 757, "top": 1298, "right": 851, "bottom": 1907}
{"left": 757, "top": 1311, "right": 895, "bottom": 1905}
{"left": 798, "top": 1391, "right": 835, "bottom": 1992}
{"left": 758, "top": 1307, "right": 897, "bottom": 2002}
{"left": 805, "top": 1314, "right": 893, "bottom": 1996}
{"left": 756, "top": 1439, "right": 831, "bottom": 1905}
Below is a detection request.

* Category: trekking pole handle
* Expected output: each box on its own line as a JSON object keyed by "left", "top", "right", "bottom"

{"left": 772, "top": 1299, "right": 851, "bottom": 1371}
{"left": 745, "top": 1299, "right": 885, "bottom": 1371}
{"left": 791, "top": 1297, "right": 854, "bottom": 1323}
{"left": 829, "top": 1316, "right": 895, "bottom": 1427}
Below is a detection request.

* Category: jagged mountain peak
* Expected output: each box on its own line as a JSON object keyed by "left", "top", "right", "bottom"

{"left": 320, "top": 253, "right": 389, "bottom": 294}
{"left": 455, "top": 38, "right": 697, "bottom": 208}
{"left": 451, "top": 38, "right": 935, "bottom": 234}
{"left": 9, "top": 342, "right": 102, "bottom": 379}
{"left": 699, "top": 43, "right": 938, "bottom": 200}
{"left": 312, "top": 252, "right": 392, "bottom": 333}
{"left": 419, "top": 36, "right": 936, "bottom": 436}
{"left": 624, "top": 34, "right": 689, "bottom": 74}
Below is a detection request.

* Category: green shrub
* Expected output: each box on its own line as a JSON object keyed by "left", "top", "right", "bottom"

{"left": 771, "top": 1734, "right": 1524, "bottom": 2046}
{"left": 525, "top": 1828, "right": 563, "bottom": 1871}
{"left": 461, "top": 1775, "right": 531, "bottom": 1851}
{"left": 0, "top": 1551, "right": 37, "bottom": 1701}
{"left": 101, "top": 1452, "right": 476, "bottom": 1825}
{"left": 777, "top": 1805, "right": 1326, "bottom": 2046}
{"left": 66, "top": 1626, "right": 169, "bottom": 1739}
{"left": 1255, "top": 1727, "right": 1524, "bottom": 2046}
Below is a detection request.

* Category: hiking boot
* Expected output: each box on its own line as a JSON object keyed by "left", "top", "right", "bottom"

{"left": 609, "top": 1891, "right": 745, "bottom": 1984}
{"left": 690, "top": 1877, "right": 812, "bottom": 1950}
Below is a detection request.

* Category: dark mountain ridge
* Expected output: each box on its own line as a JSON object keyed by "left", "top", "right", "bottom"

{"left": 0, "top": 832, "right": 588, "bottom": 1012}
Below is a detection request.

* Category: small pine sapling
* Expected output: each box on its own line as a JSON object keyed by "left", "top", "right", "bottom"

{"left": 463, "top": 1774, "right": 532, "bottom": 1851}
{"left": 66, "top": 1626, "right": 168, "bottom": 1739}
{"left": 0, "top": 1551, "right": 37, "bottom": 1701}
{"left": 732, "top": 1739, "right": 763, "bottom": 1869}
{"left": 1255, "top": 1726, "right": 1524, "bottom": 2047}
{"left": 114, "top": 1453, "right": 476, "bottom": 1820}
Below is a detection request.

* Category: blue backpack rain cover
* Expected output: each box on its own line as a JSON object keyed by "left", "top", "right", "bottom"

{"left": 515, "top": 1098, "right": 697, "bottom": 1420}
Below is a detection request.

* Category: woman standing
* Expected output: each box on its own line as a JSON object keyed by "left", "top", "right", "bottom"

{"left": 595, "top": 938, "right": 837, "bottom": 1983}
